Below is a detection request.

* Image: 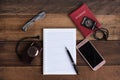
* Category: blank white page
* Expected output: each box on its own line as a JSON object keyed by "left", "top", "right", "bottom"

{"left": 43, "top": 28, "right": 76, "bottom": 75}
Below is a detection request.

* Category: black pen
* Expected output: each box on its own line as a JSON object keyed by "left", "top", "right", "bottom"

{"left": 65, "top": 47, "right": 79, "bottom": 75}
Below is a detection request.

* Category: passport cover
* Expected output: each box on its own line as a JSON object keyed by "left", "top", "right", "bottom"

{"left": 69, "top": 4, "right": 101, "bottom": 37}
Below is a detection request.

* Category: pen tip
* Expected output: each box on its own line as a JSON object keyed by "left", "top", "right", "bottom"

{"left": 65, "top": 47, "right": 68, "bottom": 50}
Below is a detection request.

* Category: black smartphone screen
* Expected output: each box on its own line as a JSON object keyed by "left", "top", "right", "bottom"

{"left": 78, "top": 41, "right": 103, "bottom": 68}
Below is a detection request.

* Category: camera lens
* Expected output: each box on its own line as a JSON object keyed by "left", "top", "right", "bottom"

{"left": 27, "top": 46, "right": 39, "bottom": 57}
{"left": 85, "top": 19, "right": 93, "bottom": 28}
{"left": 81, "top": 16, "right": 96, "bottom": 30}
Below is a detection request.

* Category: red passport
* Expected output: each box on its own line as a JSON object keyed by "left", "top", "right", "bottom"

{"left": 69, "top": 4, "right": 101, "bottom": 37}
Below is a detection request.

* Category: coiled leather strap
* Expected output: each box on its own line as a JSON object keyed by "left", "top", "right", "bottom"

{"left": 15, "top": 36, "right": 40, "bottom": 62}
{"left": 93, "top": 28, "right": 109, "bottom": 40}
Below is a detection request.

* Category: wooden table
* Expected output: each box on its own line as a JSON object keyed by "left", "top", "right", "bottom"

{"left": 0, "top": 0, "right": 120, "bottom": 80}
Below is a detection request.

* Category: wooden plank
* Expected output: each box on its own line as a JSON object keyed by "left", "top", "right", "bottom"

{"left": 0, "top": 66, "right": 120, "bottom": 80}
{"left": 0, "top": 14, "right": 119, "bottom": 41}
{"left": 0, "top": 0, "right": 119, "bottom": 14}
{"left": 0, "top": 41, "right": 119, "bottom": 66}
{"left": 0, "top": 41, "right": 42, "bottom": 66}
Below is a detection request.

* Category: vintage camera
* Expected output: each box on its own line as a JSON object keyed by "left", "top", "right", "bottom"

{"left": 20, "top": 42, "right": 40, "bottom": 63}
{"left": 81, "top": 16, "right": 96, "bottom": 30}
{"left": 16, "top": 36, "right": 41, "bottom": 64}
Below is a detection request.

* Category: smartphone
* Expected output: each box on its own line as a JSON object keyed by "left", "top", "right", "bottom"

{"left": 76, "top": 39, "right": 106, "bottom": 71}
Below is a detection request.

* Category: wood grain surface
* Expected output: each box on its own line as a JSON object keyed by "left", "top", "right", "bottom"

{"left": 0, "top": 41, "right": 120, "bottom": 66}
{"left": 0, "top": 14, "right": 120, "bottom": 41}
{"left": 0, "top": 66, "right": 120, "bottom": 80}
{"left": 0, "top": 0, "right": 120, "bottom": 80}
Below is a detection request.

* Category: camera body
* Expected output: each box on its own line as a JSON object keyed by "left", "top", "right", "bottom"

{"left": 16, "top": 36, "right": 41, "bottom": 64}
{"left": 21, "top": 42, "right": 39, "bottom": 63}
{"left": 81, "top": 16, "right": 96, "bottom": 30}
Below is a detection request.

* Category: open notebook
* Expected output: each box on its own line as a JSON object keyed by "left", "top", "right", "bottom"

{"left": 43, "top": 28, "right": 76, "bottom": 75}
